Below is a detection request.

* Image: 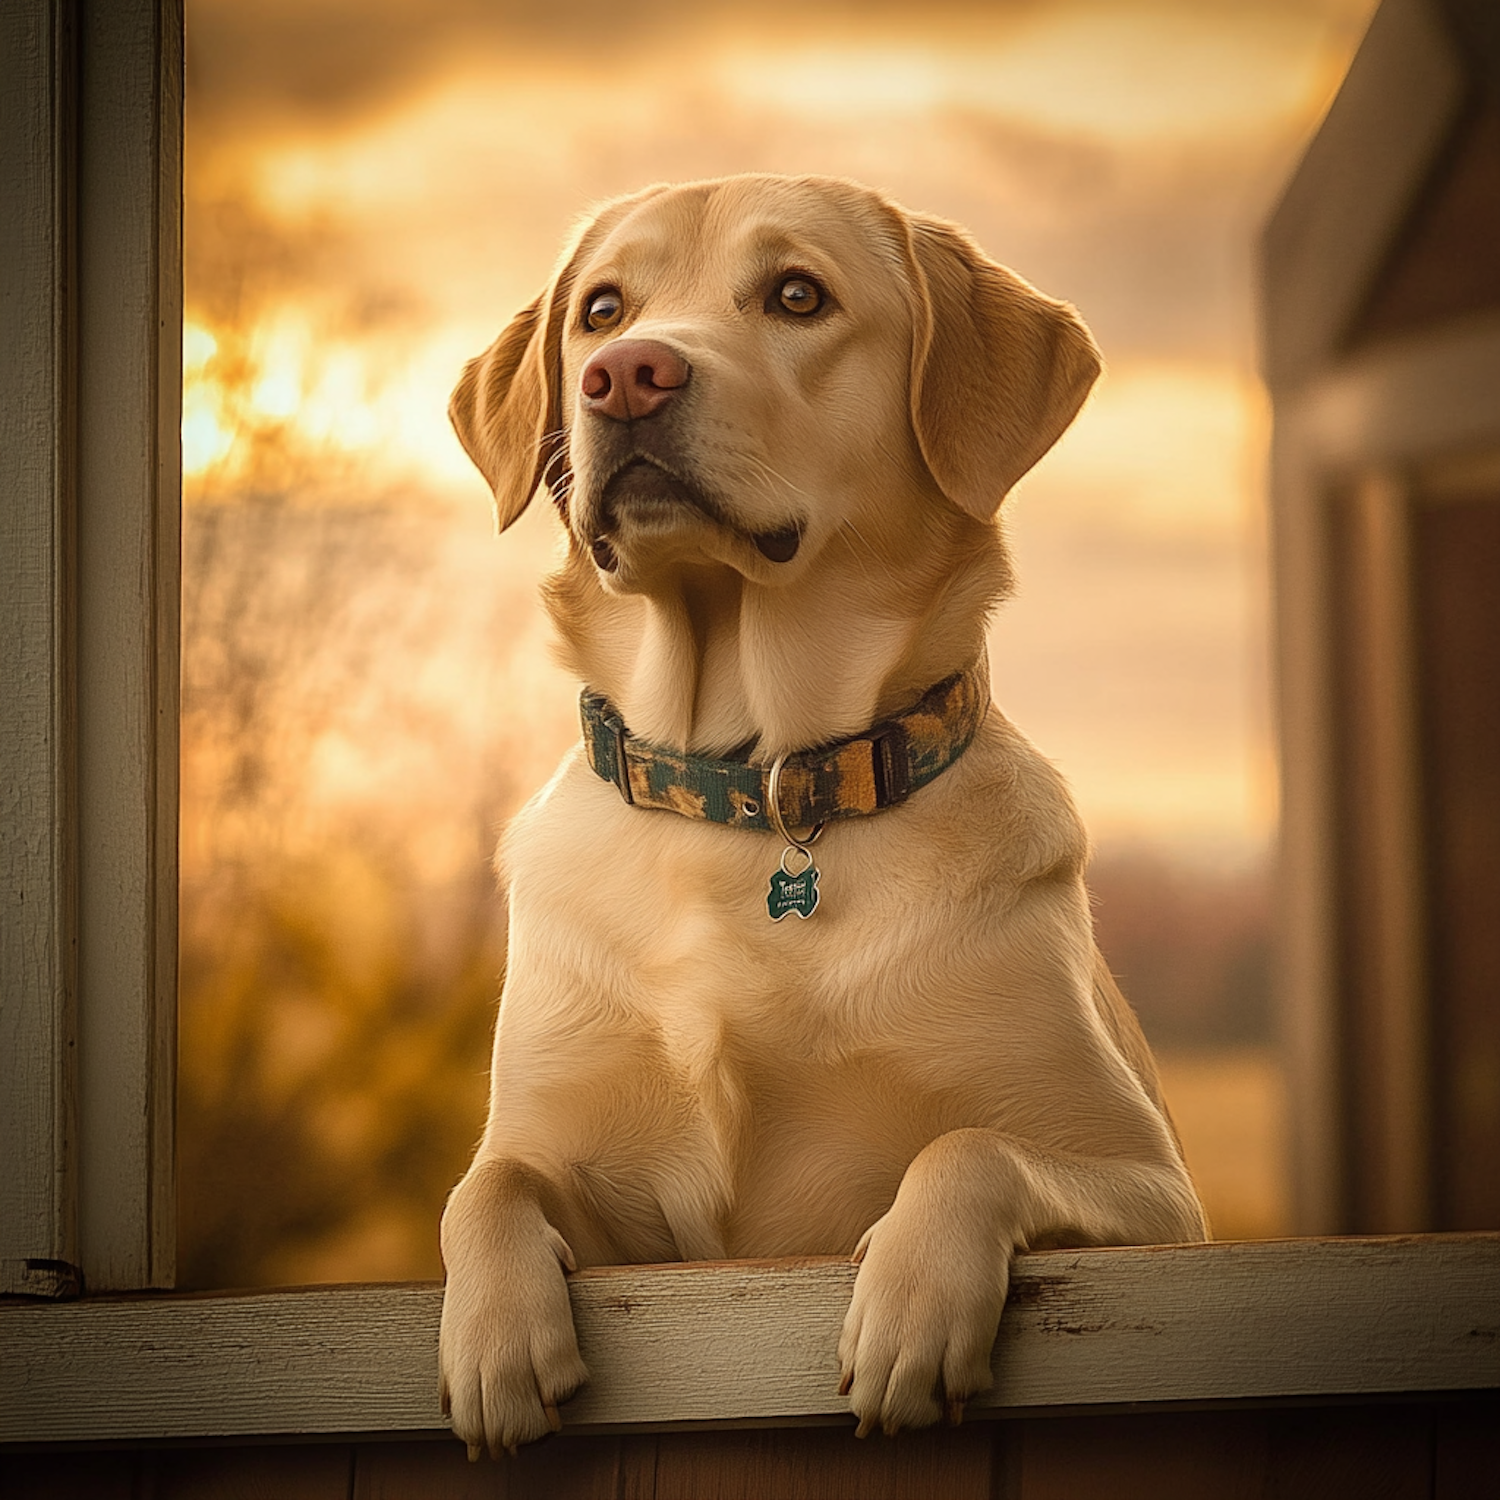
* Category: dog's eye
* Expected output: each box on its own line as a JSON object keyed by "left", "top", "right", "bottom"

{"left": 584, "top": 289, "right": 623, "bottom": 331}
{"left": 769, "top": 276, "right": 823, "bottom": 317}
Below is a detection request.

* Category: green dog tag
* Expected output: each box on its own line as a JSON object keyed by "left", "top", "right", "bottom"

{"left": 767, "top": 848, "right": 820, "bottom": 921}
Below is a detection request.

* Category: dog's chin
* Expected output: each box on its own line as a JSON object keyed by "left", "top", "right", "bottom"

{"left": 584, "top": 460, "right": 716, "bottom": 576}
{"left": 584, "top": 459, "right": 803, "bottom": 578}
{"left": 601, "top": 456, "right": 707, "bottom": 523}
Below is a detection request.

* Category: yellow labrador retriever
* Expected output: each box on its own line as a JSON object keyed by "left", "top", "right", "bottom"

{"left": 439, "top": 173, "right": 1206, "bottom": 1456}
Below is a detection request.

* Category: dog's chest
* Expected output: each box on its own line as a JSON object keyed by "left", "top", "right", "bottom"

{"left": 596, "top": 883, "right": 1014, "bottom": 1248}
{"left": 500, "top": 755, "right": 1058, "bottom": 1256}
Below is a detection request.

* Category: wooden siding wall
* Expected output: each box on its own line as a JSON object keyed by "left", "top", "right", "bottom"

{"left": 4, "top": 1400, "right": 1499, "bottom": 1500}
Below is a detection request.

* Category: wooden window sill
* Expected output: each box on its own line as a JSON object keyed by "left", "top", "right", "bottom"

{"left": 2, "top": 1235, "right": 1496, "bottom": 1447}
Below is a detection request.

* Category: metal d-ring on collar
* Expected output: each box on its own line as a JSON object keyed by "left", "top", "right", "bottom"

{"left": 766, "top": 752, "right": 824, "bottom": 876}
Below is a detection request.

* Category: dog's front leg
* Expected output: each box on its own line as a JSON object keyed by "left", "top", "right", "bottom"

{"left": 836, "top": 1127, "right": 1204, "bottom": 1436}
{"left": 438, "top": 1157, "right": 589, "bottom": 1457}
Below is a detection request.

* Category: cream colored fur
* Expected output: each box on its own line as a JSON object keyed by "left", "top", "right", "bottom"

{"left": 438, "top": 174, "right": 1206, "bottom": 1456}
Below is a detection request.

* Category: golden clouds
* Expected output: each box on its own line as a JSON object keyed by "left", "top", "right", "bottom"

{"left": 181, "top": 306, "right": 480, "bottom": 499}
{"left": 971, "top": 6, "right": 1343, "bottom": 144}
{"left": 709, "top": 6, "right": 1343, "bottom": 144}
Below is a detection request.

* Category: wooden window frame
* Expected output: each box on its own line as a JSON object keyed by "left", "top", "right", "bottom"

{"left": 2, "top": 0, "right": 1496, "bottom": 1454}
{"left": 2, "top": 0, "right": 179, "bottom": 1300}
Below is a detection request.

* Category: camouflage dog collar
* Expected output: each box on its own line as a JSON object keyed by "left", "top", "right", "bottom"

{"left": 581, "top": 665, "right": 989, "bottom": 833}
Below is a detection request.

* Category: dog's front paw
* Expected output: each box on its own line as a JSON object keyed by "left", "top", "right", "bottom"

{"left": 836, "top": 1198, "right": 1010, "bottom": 1438}
{"left": 438, "top": 1181, "right": 589, "bottom": 1457}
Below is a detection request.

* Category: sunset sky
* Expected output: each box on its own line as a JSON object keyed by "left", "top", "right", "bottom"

{"left": 181, "top": 0, "right": 1379, "bottom": 864}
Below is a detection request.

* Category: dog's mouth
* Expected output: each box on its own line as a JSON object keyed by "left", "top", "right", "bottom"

{"left": 590, "top": 457, "right": 802, "bottom": 571}
{"left": 601, "top": 456, "right": 709, "bottom": 522}
{"left": 590, "top": 457, "right": 708, "bottom": 573}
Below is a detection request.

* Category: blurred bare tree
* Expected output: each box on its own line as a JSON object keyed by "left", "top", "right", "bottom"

{"left": 177, "top": 502, "right": 525, "bottom": 1288}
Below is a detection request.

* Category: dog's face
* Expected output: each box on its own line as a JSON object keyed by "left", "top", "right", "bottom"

{"left": 451, "top": 175, "right": 1101, "bottom": 599}
{"left": 556, "top": 177, "right": 919, "bottom": 592}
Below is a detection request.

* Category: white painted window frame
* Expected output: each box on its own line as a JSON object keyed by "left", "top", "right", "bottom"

{"left": 1, "top": 0, "right": 1496, "bottom": 1448}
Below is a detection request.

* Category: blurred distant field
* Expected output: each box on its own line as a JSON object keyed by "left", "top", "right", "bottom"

{"left": 1091, "top": 855, "right": 1289, "bottom": 1243}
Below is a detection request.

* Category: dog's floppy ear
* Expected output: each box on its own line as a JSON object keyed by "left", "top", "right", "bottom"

{"left": 451, "top": 186, "right": 673, "bottom": 532}
{"left": 449, "top": 288, "right": 566, "bottom": 534}
{"left": 904, "top": 215, "right": 1101, "bottom": 520}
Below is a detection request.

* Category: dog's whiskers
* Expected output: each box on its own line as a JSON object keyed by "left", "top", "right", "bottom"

{"left": 740, "top": 454, "right": 815, "bottom": 505}
{"left": 541, "top": 438, "right": 577, "bottom": 520}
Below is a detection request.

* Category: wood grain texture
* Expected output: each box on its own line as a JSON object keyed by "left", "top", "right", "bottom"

{"left": 1, "top": 1237, "right": 1495, "bottom": 1447}
{"left": 4, "top": 1403, "right": 1496, "bottom": 1498}
{"left": 0, "top": 0, "right": 81, "bottom": 1294}
{"left": 0, "top": 0, "right": 182, "bottom": 1298}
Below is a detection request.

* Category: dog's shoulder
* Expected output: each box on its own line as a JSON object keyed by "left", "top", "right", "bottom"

{"left": 493, "top": 748, "right": 597, "bottom": 887}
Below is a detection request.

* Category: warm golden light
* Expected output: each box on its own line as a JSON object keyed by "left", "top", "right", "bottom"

{"left": 712, "top": 7, "right": 1339, "bottom": 143}
{"left": 180, "top": 394, "right": 234, "bottom": 476}
{"left": 184, "top": 41, "right": 1291, "bottom": 831}
{"left": 180, "top": 306, "right": 482, "bottom": 498}
{"left": 1034, "top": 362, "right": 1270, "bottom": 533}
{"left": 246, "top": 318, "right": 306, "bottom": 421}
{"left": 182, "top": 320, "right": 218, "bottom": 369}
{"left": 178, "top": 0, "right": 1380, "bottom": 1283}
{"left": 976, "top": 6, "right": 1338, "bottom": 143}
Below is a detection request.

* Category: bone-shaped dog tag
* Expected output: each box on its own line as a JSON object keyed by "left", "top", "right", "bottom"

{"left": 767, "top": 844, "right": 819, "bottom": 920}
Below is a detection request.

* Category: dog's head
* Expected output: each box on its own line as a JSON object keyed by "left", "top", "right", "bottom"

{"left": 451, "top": 175, "right": 1099, "bottom": 753}
{"left": 451, "top": 175, "right": 1098, "bottom": 583}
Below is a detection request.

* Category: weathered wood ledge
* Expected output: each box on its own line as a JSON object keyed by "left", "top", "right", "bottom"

{"left": 2, "top": 1235, "right": 1496, "bottom": 1447}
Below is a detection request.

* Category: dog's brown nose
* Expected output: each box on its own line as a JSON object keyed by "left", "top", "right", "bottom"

{"left": 580, "top": 339, "right": 690, "bottom": 422}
